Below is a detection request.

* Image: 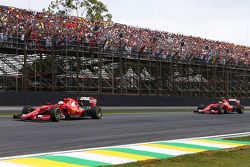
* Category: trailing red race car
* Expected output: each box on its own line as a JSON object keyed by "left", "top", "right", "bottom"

{"left": 194, "top": 98, "right": 244, "bottom": 114}
{"left": 13, "top": 97, "right": 102, "bottom": 122}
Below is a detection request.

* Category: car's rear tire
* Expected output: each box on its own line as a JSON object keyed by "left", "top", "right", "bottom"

{"left": 223, "top": 106, "right": 228, "bottom": 114}
{"left": 237, "top": 105, "right": 244, "bottom": 114}
{"left": 217, "top": 105, "right": 223, "bottom": 114}
{"left": 49, "top": 107, "right": 61, "bottom": 122}
{"left": 22, "top": 106, "right": 33, "bottom": 114}
{"left": 90, "top": 106, "right": 102, "bottom": 119}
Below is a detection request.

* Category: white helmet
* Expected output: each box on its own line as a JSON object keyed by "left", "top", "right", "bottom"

{"left": 58, "top": 101, "right": 64, "bottom": 105}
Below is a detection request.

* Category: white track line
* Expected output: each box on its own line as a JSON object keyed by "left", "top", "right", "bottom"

{"left": 0, "top": 131, "right": 250, "bottom": 161}
{"left": 170, "top": 140, "right": 234, "bottom": 148}
{"left": 123, "top": 145, "right": 189, "bottom": 156}
{"left": 0, "top": 161, "right": 31, "bottom": 167}
{"left": 57, "top": 152, "right": 135, "bottom": 164}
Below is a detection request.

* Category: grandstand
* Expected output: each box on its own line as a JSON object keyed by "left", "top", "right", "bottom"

{"left": 0, "top": 5, "right": 250, "bottom": 97}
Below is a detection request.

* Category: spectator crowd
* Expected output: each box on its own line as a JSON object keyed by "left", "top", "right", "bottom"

{"left": 0, "top": 5, "right": 250, "bottom": 65}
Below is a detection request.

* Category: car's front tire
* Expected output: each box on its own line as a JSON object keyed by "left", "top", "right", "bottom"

{"left": 22, "top": 106, "right": 34, "bottom": 114}
{"left": 49, "top": 107, "right": 61, "bottom": 122}
{"left": 13, "top": 114, "right": 22, "bottom": 119}
{"left": 194, "top": 104, "right": 205, "bottom": 114}
{"left": 198, "top": 104, "right": 205, "bottom": 110}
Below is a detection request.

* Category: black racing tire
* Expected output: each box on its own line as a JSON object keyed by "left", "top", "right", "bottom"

{"left": 237, "top": 105, "right": 244, "bottom": 114}
{"left": 217, "top": 105, "right": 223, "bottom": 114}
{"left": 22, "top": 106, "right": 34, "bottom": 114}
{"left": 194, "top": 104, "right": 205, "bottom": 113}
{"left": 13, "top": 114, "right": 22, "bottom": 119}
{"left": 198, "top": 104, "right": 205, "bottom": 110}
{"left": 223, "top": 106, "right": 228, "bottom": 114}
{"left": 90, "top": 106, "right": 102, "bottom": 119}
{"left": 49, "top": 107, "right": 61, "bottom": 122}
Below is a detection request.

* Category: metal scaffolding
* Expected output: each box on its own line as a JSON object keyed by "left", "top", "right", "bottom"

{"left": 0, "top": 39, "right": 250, "bottom": 98}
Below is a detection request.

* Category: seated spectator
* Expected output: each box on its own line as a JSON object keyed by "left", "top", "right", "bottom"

{"left": 0, "top": 5, "right": 249, "bottom": 65}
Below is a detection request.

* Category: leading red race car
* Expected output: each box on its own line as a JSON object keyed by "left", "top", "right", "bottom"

{"left": 13, "top": 97, "right": 102, "bottom": 122}
{"left": 194, "top": 98, "right": 244, "bottom": 114}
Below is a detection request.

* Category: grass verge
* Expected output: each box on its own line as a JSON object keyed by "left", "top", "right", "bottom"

{"left": 0, "top": 110, "right": 191, "bottom": 117}
{"left": 226, "top": 136, "right": 250, "bottom": 141}
{"left": 1, "top": 109, "right": 249, "bottom": 116}
{"left": 104, "top": 136, "right": 250, "bottom": 167}
{"left": 0, "top": 113, "right": 12, "bottom": 116}
{"left": 104, "top": 110, "right": 189, "bottom": 115}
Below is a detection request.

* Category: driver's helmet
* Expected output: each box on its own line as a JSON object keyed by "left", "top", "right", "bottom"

{"left": 58, "top": 101, "right": 64, "bottom": 105}
{"left": 218, "top": 101, "right": 222, "bottom": 104}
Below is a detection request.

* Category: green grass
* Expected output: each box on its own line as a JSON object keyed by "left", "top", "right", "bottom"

{"left": 104, "top": 136, "right": 250, "bottom": 167}
{"left": 104, "top": 110, "right": 189, "bottom": 115}
{"left": 0, "top": 110, "right": 191, "bottom": 117}
{"left": 105, "top": 109, "right": 192, "bottom": 113}
{"left": 226, "top": 136, "right": 250, "bottom": 142}
{"left": 2, "top": 108, "right": 249, "bottom": 117}
{"left": 1, "top": 109, "right": 249, "bottom": 116}
{"left": 0, "top": 113, "right": 12, "bottom": 116}
{"left": 0, "top": 109, "right": 192, "bottom": 118}
{"left": 106, "top": 146, "right": 250, "bottom": 167}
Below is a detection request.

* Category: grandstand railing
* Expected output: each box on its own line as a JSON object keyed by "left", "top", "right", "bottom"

{"left": 0, "top": 38, "right": 250, "bottom": 98}
{"left": 0, "top": 37, "right": 248, "bottom": 68}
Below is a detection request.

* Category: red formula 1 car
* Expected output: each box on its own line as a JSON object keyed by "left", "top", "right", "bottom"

{"left": 194, "top": 98, "right": 244, "bottom": 114}
{"left": 13, "top": 97, "right": 102, "bottom": 122}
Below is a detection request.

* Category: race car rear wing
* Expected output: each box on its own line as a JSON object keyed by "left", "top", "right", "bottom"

{"left": 77, "top": 97, "right": 97, "bottom": 107}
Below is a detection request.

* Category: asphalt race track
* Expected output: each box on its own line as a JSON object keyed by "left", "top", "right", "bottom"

{"left": 0, "top": 112, "right": 250, "bottom": 158}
